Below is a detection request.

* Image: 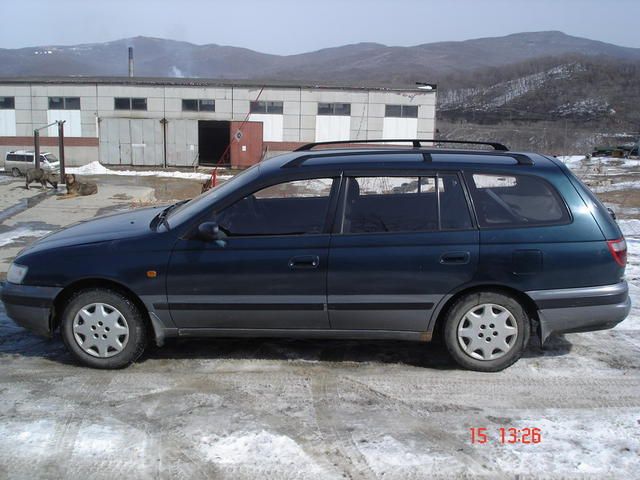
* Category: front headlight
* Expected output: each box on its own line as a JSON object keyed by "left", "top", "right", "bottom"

{"left": 7, "top": 263, "right": 28, "bottom": 284}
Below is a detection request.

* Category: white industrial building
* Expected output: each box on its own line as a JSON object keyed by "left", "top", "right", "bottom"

{"left": 0, "top": 77, "right": 436, "bottom": 168}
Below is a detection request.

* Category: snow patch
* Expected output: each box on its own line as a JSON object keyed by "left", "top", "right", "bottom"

{"left": 0, "top": 419, "right": 57, "bottom": 458}
{"left": 618, "top": 219, "right": 640, "bottom": 237}
{"left": 200, "top": 430, "right": 322, "bottom": 471}
{"left": 616, "top": 220, "right": 640, "bottom": 330}
{"left": 557, "top": 155, "right": 587, "bottom": 165}
{"left": 358, "top": 435, "right": 443, "bottom": 470}
{"left": 73, "top": 424, "right": 133, "bottom": 455}
{"left": 67, "top": 161, "right": 230, "bottom": 182}
{"left": 0, "top": 227, "right": 51, "bottom": 247}
{"left": 495, "top": 412, "right": 640, "bottom": 475}
{"left": 592, "top": 180, "right": 640, "bottom": 193}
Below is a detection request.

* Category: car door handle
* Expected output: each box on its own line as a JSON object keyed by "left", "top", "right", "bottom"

{"left": 288, "top": 255, "right": 320, "bottom": 269}
{"left": 440, "top": 251, "right": 471, "bottom": 265}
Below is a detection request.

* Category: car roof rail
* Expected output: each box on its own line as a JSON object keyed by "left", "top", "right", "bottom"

{"left": 294, "top": 139, "right": 509, "bottom": 152}
{"left": 282, "top": 148, "right": 534, "bottom": 168}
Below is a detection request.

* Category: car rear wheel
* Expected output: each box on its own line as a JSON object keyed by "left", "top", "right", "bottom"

{"left": 443, "top": 291, "right": 529, "bottom": 372}
{"left": 60, "top": 288, "right": 148, "bottom": 369}
{"left": 11, "top": 168, "right": 21, "bottom": 177}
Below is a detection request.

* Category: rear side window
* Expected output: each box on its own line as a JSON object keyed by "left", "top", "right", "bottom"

{"left": 466, "top": 173, "right": 569, "bottom": 227}
{"left": 7, "top": 154, "right": 31, "bottom": 162}
{"left": 341, "top": 174, "right": 472, "bottom": 234}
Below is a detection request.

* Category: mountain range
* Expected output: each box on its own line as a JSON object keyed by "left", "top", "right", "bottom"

{"left": 1, "top": 31, "right": 639, "bottom": 150}
{"left": 1, "top": 31, "right": 639, "bottom": 83}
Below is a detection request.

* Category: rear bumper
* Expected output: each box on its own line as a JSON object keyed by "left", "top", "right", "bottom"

{"left": 527, "top": 281, "right": 631, "bottom": 344}
{"left": 0, "top": 282, "right": 62, "bottom": 337}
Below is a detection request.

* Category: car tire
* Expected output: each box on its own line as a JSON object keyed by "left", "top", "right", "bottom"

{"left": 60, "top": 288, "right": 148, "bottom": 369}
{"left": 11, "top": 168, "right": 21, "bottom": 177}
{"left": 443, "top": 291, "right": 529, "bottom": 372}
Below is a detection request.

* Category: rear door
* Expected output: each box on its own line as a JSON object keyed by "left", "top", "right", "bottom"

{"left": 328, "top": 172, "right": 479, "bottom": 332}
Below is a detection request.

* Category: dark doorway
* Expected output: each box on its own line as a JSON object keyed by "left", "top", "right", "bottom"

{"left": 198, "top": 120, "right": 230, "bottom": 165}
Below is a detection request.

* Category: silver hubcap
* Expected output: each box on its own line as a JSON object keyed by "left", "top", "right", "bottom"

{"left": 72, "top": 303, "right": 129, "bottom": 358}
{"left": 457, "top": 303, "right": 518, "bottom": 361}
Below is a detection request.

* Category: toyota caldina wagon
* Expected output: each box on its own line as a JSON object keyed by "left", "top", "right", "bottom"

{"left": 1, "top": 140, "right": 630, "bottom": 371}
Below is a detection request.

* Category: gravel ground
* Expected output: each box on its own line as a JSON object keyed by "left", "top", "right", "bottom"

{"left": 0, "top": 162, "right": 639, "bottom": 478}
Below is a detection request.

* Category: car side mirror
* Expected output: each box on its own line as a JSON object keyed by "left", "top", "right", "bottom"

{"left": 198, "top": 222, "right": 227, "bottom": 244}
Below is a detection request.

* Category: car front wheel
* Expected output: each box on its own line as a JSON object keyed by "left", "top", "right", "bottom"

{"left": 443, "top": 291, "right": 529, "bottom": 372}
{"left": 60, "top": 288, "right": 148, "bottom": 369}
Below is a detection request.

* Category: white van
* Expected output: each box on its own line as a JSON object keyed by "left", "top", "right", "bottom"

{"left": 4, "top": 150, "right": 60, "bottom": 177}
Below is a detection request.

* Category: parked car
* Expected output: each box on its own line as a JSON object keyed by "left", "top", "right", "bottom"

{"left": 4, "top": 150, "right": 60, "bottom": 177}
{"left": 1, "top": 139, "right": 630, "bottom": 371}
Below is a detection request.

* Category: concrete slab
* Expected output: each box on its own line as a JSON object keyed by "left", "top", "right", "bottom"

{"left": 0, "top": 176, "right": 155, "bottom": 275}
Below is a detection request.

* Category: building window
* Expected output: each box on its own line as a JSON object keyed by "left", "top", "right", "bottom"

{"left": 0, "top": 97, "right": 15, "bottom": 109}
{"left": 250, "top": 101, "right": 284, "bottom": 114}
{"left": 115, "top": 97, "right": 147, "bottom": 111}
{"left": 318, "top": 103, "right": 351, "bottom": 116}
{"left": 131, "top": 98, "right": 147, "bottom": 110}
{"left": 114, "top": 98, "right": 130, "bottom": 110}
{"left": 385, "top": 105, "right": 418, "bottom": 118}
{"left": 199, "top": 99, "right": 215, "bottom": 112}
{"left": 182, "top": 99, "right": 216, "bottom": 112}
{"left": 48, "top": 97, "right": 80, "bottom": 110}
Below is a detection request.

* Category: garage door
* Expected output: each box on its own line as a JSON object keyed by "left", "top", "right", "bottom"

{"left": 99, "top": 118, "right": 162, "bottom": 166}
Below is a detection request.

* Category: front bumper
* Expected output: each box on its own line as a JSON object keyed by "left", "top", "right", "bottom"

{"left": 0, "top": 282, "right": 62, "bottom": 337}
{"left": 527, "top": 281, "right": 631, "bottom": 344}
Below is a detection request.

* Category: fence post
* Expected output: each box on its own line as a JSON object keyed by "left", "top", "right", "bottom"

{"left": 34, "top": 130, "right": 40, "bottom": 169}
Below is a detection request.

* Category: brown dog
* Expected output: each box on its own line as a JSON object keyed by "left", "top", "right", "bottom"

{"left": 64, "top": 174, "right": 98, "bottom": 196}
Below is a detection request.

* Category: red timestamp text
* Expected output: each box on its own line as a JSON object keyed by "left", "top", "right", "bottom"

{"left": 470, "top": 427, "right": 542, "bottom": 444}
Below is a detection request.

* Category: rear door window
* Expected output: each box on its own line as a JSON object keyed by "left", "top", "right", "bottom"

{"left": 465, "top": 172, "right": 570, "bottom": 227}
{"left": 340, "top": 174, "right": 472, "bottom": 234}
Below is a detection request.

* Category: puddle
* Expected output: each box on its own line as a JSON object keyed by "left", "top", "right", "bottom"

{"left": 0, "top": 190, "right": 56, "bottom": 224}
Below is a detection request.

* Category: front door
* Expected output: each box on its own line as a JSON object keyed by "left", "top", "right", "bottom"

{"left": 328, "top": 173, "right": 479, "bottom": 332}
{"left": 166, "top": 177, "right": 337, "bottom": 330}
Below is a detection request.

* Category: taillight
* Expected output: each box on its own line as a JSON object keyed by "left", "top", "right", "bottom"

{"left": 607, "top": 238, "right": 627, "bottom": 267}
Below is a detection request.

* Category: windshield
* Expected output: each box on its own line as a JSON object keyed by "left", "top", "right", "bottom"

{"left": 166, "top": 163, "right": 261, "bottom": 226}
{"left": 44, "top": 154, "right": 58, "bottom": 162}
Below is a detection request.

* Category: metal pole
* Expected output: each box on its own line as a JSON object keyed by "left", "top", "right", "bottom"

{"left": 128, "top": 47, "right": 134, "bottom": 77}
{"left": 58, "top": 120, "right": 66, "bottom": 186}
{"left": 34, "top": 130, "right": 40, "bottom": 169}
{"left": 160, "top": 118, "right": 168, "bottom": 168}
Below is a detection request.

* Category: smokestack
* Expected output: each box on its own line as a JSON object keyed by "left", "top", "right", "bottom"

{"left": 128, "top": 47, "right": 134, "bottom": 77}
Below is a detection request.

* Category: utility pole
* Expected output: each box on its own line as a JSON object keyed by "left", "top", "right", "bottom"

{"left": 58, "top": 120, "right": 66, "bottom": 185}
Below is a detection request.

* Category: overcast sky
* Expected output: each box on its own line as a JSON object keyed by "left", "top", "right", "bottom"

{"left": 2, "top": 0, "right": 640, "bottom": 54}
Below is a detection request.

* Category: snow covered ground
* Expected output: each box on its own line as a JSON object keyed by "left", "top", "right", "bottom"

{"left": 0, "top": 226, "right": 52, "bottom": 248}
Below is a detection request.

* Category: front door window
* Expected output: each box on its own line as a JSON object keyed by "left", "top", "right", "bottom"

{"left": 216, "top": 178, "right": 335, "bottom": 236}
